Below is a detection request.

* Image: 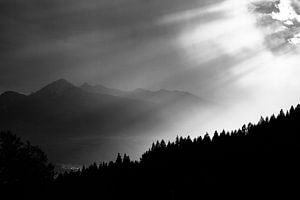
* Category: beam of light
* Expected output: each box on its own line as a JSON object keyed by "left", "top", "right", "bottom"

{"left": 151, "top": 0, "right": 300, "bottom": 140}
{"left": 88, "top": 0, "right": 300, "bottom": 161}
{"left": 177, "top": 0, "right": 264, "bottom": 61}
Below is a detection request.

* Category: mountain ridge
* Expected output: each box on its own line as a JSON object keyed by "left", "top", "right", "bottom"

{"left": 0, "top": 79, "right": 203, "bottom": 105}
{"left": 79, "top": 82, "right": 204, "bottom": 105}
{"left": 0, "top": 79, "right": 207, "bottom": 164}
{"left": 30, "top": 79, "right": 76, "bottom": 99}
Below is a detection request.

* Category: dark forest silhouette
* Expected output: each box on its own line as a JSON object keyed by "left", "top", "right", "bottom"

{"left": 0, "top": 131, "right": 54, "bottom": 197}
{"left": 2, "top": 104, "right": 300, "bottom": 198}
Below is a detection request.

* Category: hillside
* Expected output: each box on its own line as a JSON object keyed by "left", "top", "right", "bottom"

{"left": 2, "top": 102, "right": 300, "bottom": 198}
{"left": 55, "top": 104, "right": 300, "bottom": 199}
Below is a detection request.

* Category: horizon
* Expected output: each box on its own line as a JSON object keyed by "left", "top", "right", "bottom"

{"left": 0, "top": 78, "right": 204, "bottom": 96}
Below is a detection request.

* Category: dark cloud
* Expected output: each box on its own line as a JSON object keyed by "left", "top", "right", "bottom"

{"left": 252, "top": 0, "right": 280, "bottom": 14}
{"left": 252, "top": 0, "right": 300, "bottom": 52}
{"left": 291, "top": 0, "right": 300, "bottom": 15}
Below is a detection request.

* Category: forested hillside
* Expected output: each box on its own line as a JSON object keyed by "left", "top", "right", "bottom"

{"left": 56, "top": 104, "right": 300, "bottom": 198}
{"left": 2, "top": 104, "right": 300, "bottom": 198}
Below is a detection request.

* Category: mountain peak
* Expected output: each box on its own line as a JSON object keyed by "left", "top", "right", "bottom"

{"left": 81, "top": 82, "right": 92, "bottom": 89}
{"left": 43, "top": 79, "right": 74, "bottom": 90}
{"left": 52, "top": 78, "right": 73, "bottom": 86}
{"left": 31, "top": 79, "right": 75, "bottom": 98}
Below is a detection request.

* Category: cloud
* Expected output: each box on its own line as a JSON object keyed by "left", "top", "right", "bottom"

{"left": 252, "top": 0, "right": 300, "bottom": 50}
{"left": 251, "top": 0, "right": 280, "bottom": 14}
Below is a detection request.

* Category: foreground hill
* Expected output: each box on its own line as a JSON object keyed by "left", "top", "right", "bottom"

{"left": 0, "top": 79, "right": 205, "bottom": 164}
{"left": 55, "top": 105, "right": 300, "bottom": 199}
{"left": 2, "top": 103, "right": 300, "bottom": 198}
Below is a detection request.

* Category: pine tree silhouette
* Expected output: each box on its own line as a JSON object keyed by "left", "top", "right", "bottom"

{"left": 4, "top": 104, "right": 300, "bottom": 198}
{"left": 0, "top": 131, "right": 54, "bottom": 197}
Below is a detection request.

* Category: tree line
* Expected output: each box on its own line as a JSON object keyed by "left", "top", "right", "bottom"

{"left": 2, "top": 105, "right": 300, "bottom": 198}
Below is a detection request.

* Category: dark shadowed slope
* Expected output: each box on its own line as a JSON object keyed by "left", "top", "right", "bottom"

{"left": 0, "top": 79, "right": 207, "bottom": 164}
{"left": 0, "top": 79, "right": 161, "bottom": 164}
{"left": 0, "top": 91, "right": 27, "bottom": 107}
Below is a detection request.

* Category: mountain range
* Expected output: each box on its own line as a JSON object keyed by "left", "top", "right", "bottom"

{"left": 0, "top": 79, "right": 207, "bottom": 164}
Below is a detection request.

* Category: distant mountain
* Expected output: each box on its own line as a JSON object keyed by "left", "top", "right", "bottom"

{"left": 0, "top": 79, "right": 206, "bottom": 164}
{"left": 80, "top": 83, "right": 204, "bottom": 105}
{"left": 80, "top": 83, "right": 127, "bottom": 97}
{"left": 128, "top": 88, "right": 202, "bottom": 105}
{"left": 31, "top": 79, "right": 76, "bottom": 98}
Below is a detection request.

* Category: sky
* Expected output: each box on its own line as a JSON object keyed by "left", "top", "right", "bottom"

{"left": 1, "top": 0, "right": 300, "bottom": 138}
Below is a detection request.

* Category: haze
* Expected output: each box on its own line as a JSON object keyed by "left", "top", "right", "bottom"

{"left": 1, "top": 0, "right": 300, "bottom": 164}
